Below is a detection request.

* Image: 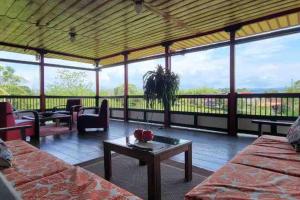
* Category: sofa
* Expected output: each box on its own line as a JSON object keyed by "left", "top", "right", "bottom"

{"left": 0, "top": 140, "right": 140, "bottom": 200}
{"left": 185, "top": 135, "right": 300, "bottom": 199}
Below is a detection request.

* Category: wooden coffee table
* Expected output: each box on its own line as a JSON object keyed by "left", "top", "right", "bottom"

{"left": 23, "top": 112, "right": 72, "bottom": 130}
{"left": 103, "top": 135, "right": 192, "bottom": 200}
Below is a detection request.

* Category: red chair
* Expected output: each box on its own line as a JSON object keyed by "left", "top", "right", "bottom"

{"left": 77, "top": 99, "right": 109, "bottom": 133}
{"left": 0, "top": 102, "right": 39, "bottom": 141}
{"left": 52, "top": 98, "right": 82, "bottom": 123}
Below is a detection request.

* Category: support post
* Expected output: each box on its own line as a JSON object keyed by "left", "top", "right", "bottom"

{"left": 162, "top": 42, "right": 172, "bottom": 127}
{"left": 123, "top": 52, "right": 129, "bottom": 121}
{"left": 225, "top": 25, "right": 241, "bottom": 136}
{"left": 38, "top": 51, "right": 46, "bottom": 112}
{"left": 163, "top": 42, "right": 172, "bottom": 71}
{"left": 95, "top": 59, "right": 100, "bottom": 107}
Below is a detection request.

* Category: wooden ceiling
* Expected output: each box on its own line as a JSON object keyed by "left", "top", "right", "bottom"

{"left": 0, "top": 0, "right": 300, "bottom": 66}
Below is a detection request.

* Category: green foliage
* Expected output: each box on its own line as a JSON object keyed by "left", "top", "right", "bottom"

{"left": 143, "top": 65, "right": 180, "bottom": 109}
{"left": 0, "top": 65, "right": 33, "bottom": 95}
{"left": 178, "top": 87, "right": 222, "bottom": 95}
{"left": 47, "top": 69, "right": 94, "bottom": 96}
{"left": 285, "top": 80, "right": 300, "bottom": 93}
{"left": 113, "top": 84, "right": 143, "bottom": 96}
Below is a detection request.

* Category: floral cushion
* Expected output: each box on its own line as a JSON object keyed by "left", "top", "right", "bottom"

{"left": 2, "top": 150, "right": 72, "bottom": 186}
{"left": 16, "top": 167, "right": 141, "bottom": 200}
{"left": 287, "top": 117, "right": 300, "bottom": 144}
{"left": 0, "top": 139, "right": 13, "bottom": 168}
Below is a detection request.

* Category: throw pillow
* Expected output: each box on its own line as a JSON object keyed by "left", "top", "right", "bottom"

{"left": 0, "top": 139, "right": 13, "bottom": 168}
{"left": 287, "top": 117, "right": 300, "bottom": 144}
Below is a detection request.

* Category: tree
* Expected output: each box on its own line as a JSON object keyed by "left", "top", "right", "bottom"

{"left": 47, "top": 69, "right": 94, "bottom": 96}
{"left": 285, "top": 80, "right": 300, "bottom": 93}
{"left": 0, "top": 65, "right": 33, "bottom": 95}
{"left": 113, "top": 84, "right": 143, "bottom": 96}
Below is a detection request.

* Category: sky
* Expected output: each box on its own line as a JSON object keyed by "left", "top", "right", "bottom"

{"left": 1, "top": 33, "right": 300, "bottom": 92}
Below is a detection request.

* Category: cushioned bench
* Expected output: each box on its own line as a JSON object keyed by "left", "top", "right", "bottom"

{"left": 1, "top": 140, "right": 140, "bottom": 200}
{"left": 185, "top": 135, "right": 300, "bottom": 199}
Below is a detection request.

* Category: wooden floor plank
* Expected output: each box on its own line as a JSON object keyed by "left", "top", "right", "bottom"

{"left": 35, "top": 120, "right": 255, "bottom": 171}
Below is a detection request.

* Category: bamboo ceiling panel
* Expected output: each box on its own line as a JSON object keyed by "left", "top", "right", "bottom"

{"left": 0, "top": 0, "right": 299, "bottom": 66}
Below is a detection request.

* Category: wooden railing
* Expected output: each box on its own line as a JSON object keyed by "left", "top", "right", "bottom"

{"left": 127, "top": 95, "right": 228, "bottom": 114}
{"left": 45, "top": 96, "right": 96, "bottom": 110}
{"left": 100, "top": 96, "right": 124, "bottom": 109}
{"left": 172, "top": 94, "right": 228, "bottom": 114}
{"left": 0, "top": 95, "right": 40, "bottom": 110}
{"left": 1, "top": 93, "right": 299, "bottom": 124}
{"left": 237, "top": 93, "right": 300, "bottom": 119}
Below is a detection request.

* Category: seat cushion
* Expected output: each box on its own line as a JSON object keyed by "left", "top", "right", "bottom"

{"left": 287, "top": 116, "right": 300, "bottom": 144}
{"left": 5, "top": 140, "right": 37, "bottom": 156}
{"left": 185, "top": 163, "right": 300, "bottom": 200}
{"left": 1, "top": 150, "right": 72, "bottom": 186}
{"left": 252, "top": 135, "right": 292, "bottom": 150}
{"left": 231, "top": 144, "right": 300, "bottom": 177}
{"left": 16, "top": 167, "right": 141, "bottom": 200}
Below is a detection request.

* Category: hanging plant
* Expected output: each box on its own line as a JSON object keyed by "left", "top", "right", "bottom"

{"left": 143, "top": 65, "right": 180, "bottom": 110}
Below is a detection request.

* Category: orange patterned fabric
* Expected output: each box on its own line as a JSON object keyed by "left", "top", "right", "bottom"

{"left": 5, "top": 140, "right": 37, "bottom": 156}
{"left": 186, "top": 163, "right": 300, "bottom": 200}
{"left": 1, "top": 140, "right": 141, "bottom": 200}
{"left": 2, "top": 151, "right": 71, "bottom": 186}
{"left": 186, "top": 135, "right": 300, "bottom": 200}
{"left": 16, "top": 167, "right": 141, "bottom": 200}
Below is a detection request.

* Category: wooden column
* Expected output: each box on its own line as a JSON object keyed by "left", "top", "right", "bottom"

{"left": 225, "top": 26, "right": 240, "bottom": 136}
{"left": 163, "top": 42, "right": 172, "bottom": 71}
{"left": 95, "top": 60, "right": 100, "bottom": 107}
{"left": 39, "top": 51, "right": 46, "bottom": 112}
{"left": 162, "top": 42, "right": 172, "bottom": 127}
{"left": 123, "top": 52, "right": 129, "bottom": 121}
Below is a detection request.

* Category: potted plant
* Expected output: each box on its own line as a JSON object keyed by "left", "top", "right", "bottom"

{"left": 143, "top": 65, "right": 180, "bottom": 127}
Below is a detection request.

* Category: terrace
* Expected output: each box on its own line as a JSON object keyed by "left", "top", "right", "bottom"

{"left": 0, "top": 0, "right": 300, "bottom": 199}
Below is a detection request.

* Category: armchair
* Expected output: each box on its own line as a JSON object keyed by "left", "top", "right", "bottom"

{"left": 52, "top": 98, "right": 82, "bottom": 122}
{"left": 77, "top": 99, "right": 109, "bottom": 133}
{"left": 0, "top": 102, "right": 39, "bottom": 141}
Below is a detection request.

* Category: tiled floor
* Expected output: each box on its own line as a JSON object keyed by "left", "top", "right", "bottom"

{"left": 36, "top": 120, "right": 256, "bottom": 171}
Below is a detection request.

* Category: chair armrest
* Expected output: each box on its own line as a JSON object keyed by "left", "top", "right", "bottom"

{"left": 14, "top": 110, "right": 40, "bottom": 138}
{"left": 0, "top": 125, "right": 32, "bottom": 141}
{"left": 71, "top": 105, "right": 82, "bottom": 112}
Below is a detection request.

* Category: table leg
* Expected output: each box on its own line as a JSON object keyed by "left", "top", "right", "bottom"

{"left": 147, "top": 157, "right": 161, "bottom": 200}
{"left": 185, "top": 144, "right": 192, "bottom": 181}
{"left": 258, "top": 123, "right": 262, "bottom": 136}
{"left": 271, "top": 124, "right": 277, "bottom": 135}
{"left": 55, "top": 119, "right": 59, "bottom": 127}
{"left": 104, "top": 144, "right": 112, "bottom": 180}
{"left": 69, "top": 117, "right": 72, "bottom": 130}
{"left": 139, "top": 160, "right": 146, "bottom": 166}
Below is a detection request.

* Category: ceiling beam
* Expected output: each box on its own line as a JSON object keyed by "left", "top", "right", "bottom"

{"left": 0, "top": 41, "right": 95, "bottom": 61}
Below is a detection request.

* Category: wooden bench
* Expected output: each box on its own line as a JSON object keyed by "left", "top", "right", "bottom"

{"left": 252, "top": 119, "right": 293, "bottom": 136}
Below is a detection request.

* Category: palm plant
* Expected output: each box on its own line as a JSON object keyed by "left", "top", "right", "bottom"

{"left": 143, "top": 65, "right": 180, "bottom": 112}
